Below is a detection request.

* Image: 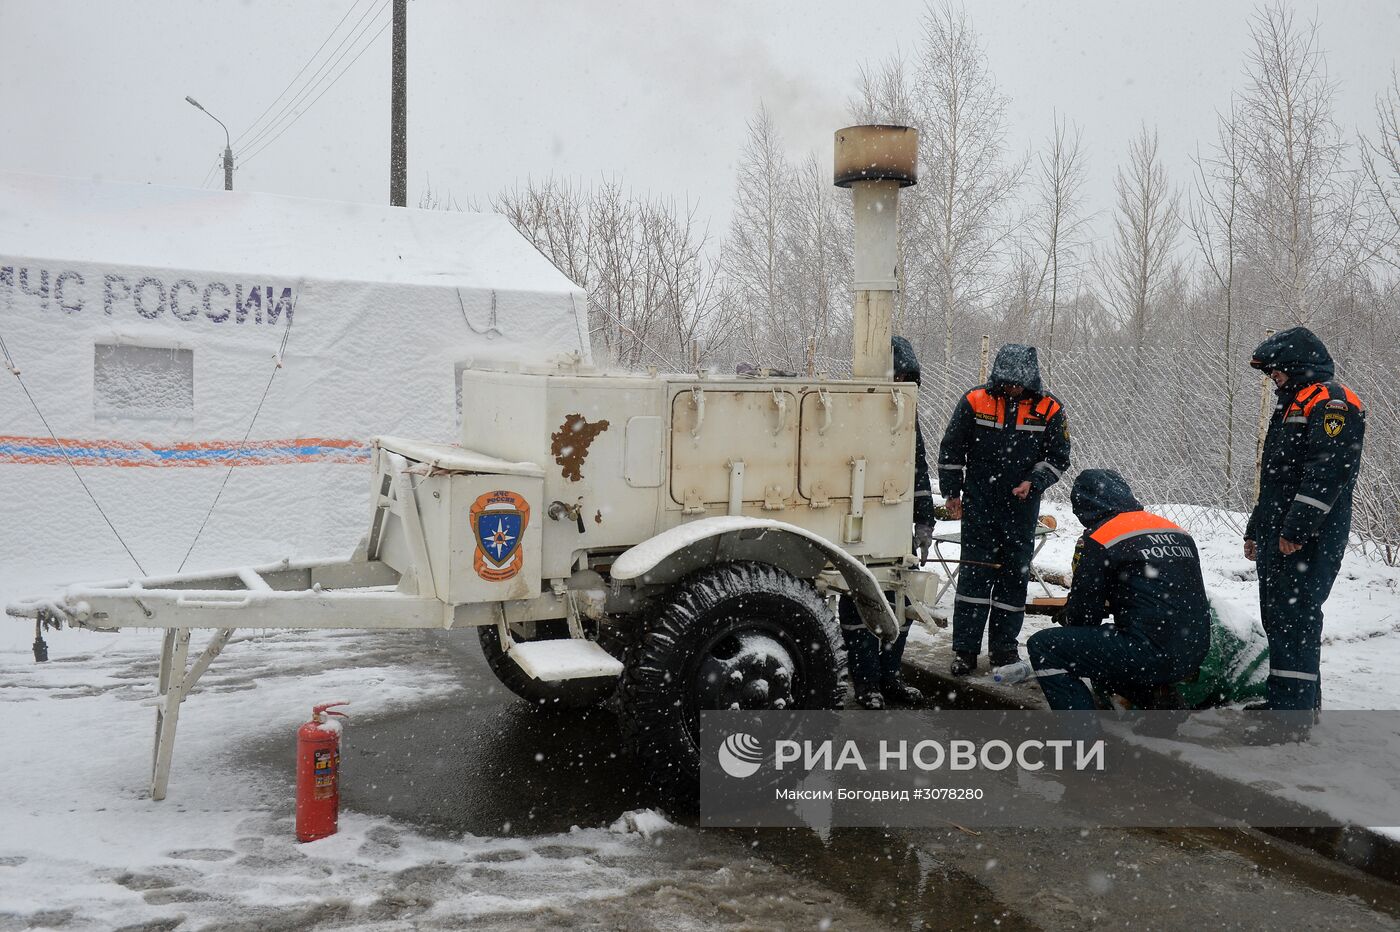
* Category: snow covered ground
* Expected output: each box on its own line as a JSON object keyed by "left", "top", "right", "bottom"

{"left": 0, "top": 612, "right": 890, "bottom": 930}
{"left": 3, "top": 500, "right": 1398, "bottom": 928}
{"left": 912, "top": 501, "right": 1400, "bottom": 710}
{"left": 0, "top": 622, "right": 697, "bottom": 930}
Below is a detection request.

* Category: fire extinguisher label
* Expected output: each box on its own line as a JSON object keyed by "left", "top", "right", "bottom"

{"left": 312, "top": 748, "right": 338, "bottom": 799}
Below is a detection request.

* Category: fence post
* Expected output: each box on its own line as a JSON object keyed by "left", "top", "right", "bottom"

{"left": 979, "top": 334, "right": 990, "bottom": 383}
{"left": 1252, "top": 328, "right": 1275, "bottom": 505}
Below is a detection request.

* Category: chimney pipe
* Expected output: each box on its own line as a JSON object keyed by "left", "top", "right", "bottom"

{"left": 834, "top": 125, "right": 918, "bottom": 380}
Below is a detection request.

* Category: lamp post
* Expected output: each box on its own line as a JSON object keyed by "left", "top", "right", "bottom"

{"left": 185, "top": 96, "right": 233, "bottom": 191}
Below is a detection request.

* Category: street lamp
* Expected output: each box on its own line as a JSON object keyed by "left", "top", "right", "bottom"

{"left": 185, "top": 95, "right": 233, "bottom": 191}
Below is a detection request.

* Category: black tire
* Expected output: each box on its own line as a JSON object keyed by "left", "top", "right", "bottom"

{"left": 618, "top": 561, "right": 845, "bottom": 798}
{"left": 478, "top": 621, "right": 618, "bottom": 710}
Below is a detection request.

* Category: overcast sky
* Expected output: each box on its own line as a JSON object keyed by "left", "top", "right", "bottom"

{"left": 1, "top": 0, "right": 1396, "bottom": 241}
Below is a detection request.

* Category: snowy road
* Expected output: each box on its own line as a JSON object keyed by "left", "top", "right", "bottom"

{"left": 6, "top": 621, "right": 1400, "bottom": 929}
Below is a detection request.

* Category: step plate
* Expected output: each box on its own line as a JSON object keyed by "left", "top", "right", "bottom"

{"left": 508, "top": 638, "right": 624, "bottom": 681}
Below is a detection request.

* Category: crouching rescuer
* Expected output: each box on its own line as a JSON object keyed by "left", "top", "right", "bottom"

{"left": 839, "top": 336, "right": 933, "bottom": 710}
{"left": 1027, "top": 470, "right": 1210, "bottom": 710}
{"left": 939, "top": 344, "right": 1070, "bottom": 676}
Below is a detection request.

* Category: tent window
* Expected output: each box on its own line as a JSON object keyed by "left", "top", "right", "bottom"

{"left": 94, "top": 343, "right": 194, "bottom": 421}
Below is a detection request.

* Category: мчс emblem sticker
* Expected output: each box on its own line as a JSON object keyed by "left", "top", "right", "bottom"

{"left": 1323, "top": 412, "right": 1345, "bottom": 438}
{"left": 470, "top": 490, "right": 530, "bottom": 581}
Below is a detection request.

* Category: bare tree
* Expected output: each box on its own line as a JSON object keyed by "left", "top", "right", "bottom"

{"left": 588, "top": 179, "right": 658, "bottom": 367}
{"left": 1099, "top": 124, "right": 1181, "bottom": 357}
{"left": 643, "top": 198, "right": 734, "bottom": 368}
{"left": 724, "top": 103, "right": 792, "bottom": 365}
{"left": 1235, "top": 1, "right": 1365, "bottom": 326}
{"left": 1001, "top": 236, "right": 1044, "bottom": 343}
{"left": 1033, "top": 113, "right": 1089, "bottom": 367}
{"left": 492, "top": 177, "right": 595, "bottom": 294}
{"left": 1189, "top": 104, "right": 1247, "bottom": 494}
{"left": 485, "top": 177, "right": 729, "bottom": 371}
{"left": 848, "top": 6, "right": 1026, "bottom": 366}
{"left": 911, "top": 2, "right": 1025, "bottom": 367}
{"left": 850, "top": 55, "right": 916, "bottom": 127}
{"left": 1362, "top": 68, "right": 1400, "bottom": 275}
{"left": 781, "top": 153, "right": 853, "bottom": 374}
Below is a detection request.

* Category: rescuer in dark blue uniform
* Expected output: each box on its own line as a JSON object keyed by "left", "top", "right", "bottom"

{"left": 1028, "top": 469, "right": 1211, "bottom": 711}
{"left": 1245, "top": 327, "right": 1366, "bottom": 713}
{"left": 939, "top": 344, "right": 1070, "bottom": 675}
{"left": 839, "top": 336, "right": 934, "bottom": 709}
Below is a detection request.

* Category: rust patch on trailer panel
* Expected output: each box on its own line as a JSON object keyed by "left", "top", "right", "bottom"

{"left": 551, "top": 414, "right": 610, "bottom": 481}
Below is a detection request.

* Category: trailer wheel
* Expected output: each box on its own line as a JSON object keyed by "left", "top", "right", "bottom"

{"left": 619, "top": 561, "right": 844, "bottom": 798}
{"left": 478, "top": 622, "right": 618, "bottom": 710}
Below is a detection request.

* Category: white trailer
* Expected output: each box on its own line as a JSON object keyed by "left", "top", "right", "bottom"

{"left": 9, "top": 125, "right": 942, "bottom": 800}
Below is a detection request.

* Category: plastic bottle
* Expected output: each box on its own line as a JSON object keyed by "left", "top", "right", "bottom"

{"left": 992, "top": 659, "right": 1033, "bottom": 685}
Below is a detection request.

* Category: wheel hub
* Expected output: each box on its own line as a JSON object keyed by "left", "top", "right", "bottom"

{"left": 696, "top": 632, "right": 797, "bottom": 711}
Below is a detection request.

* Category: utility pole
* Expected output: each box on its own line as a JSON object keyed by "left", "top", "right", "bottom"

{"left": 185, "top": 96, "right": 234, "bottom": 191}
{"left": 389, "top": 0, "right": 407, "bottom": 206}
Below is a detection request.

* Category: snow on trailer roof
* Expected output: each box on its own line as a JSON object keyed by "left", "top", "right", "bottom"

{"left": 374, "top": 436, "right": 544, "bottom": 478}
{"left": 0, "top": 171, "right": 581, "bottom": 295}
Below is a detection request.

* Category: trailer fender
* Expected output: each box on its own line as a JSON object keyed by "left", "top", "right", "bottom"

{"left": 609, "top": 517, "right": 899, "bottom": 641}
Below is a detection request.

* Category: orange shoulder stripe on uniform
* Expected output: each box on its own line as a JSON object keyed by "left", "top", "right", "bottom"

{"left": 1300, "top": 384, "right": 1329, "bottom": 416}
{"left": 1088, "top": 510, "right": 1183, "bottom": 548}
{"left": 1301, "top": 382, "right": 1366, "bottom": 416}
{"left": 966, "top": 387, "right": 1002, "bottom": 422}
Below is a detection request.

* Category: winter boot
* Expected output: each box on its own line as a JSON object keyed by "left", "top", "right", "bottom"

{"left": 1146, "top": 683, "right": 1186, "bottom": 711}
{"left": 881, "top": 678, "right": 925, "bottom": 707}
{"left": 949, "top": 652, "right": 978, "bottom": 677}
{"left": 990, "top": 649, "right": 1021, "bottom": 669}
{"left": 1130, "top": 685, "right": 1189, "bottom": 738}
{"left": 855, "top": 689, "right": 886, "bottom": 710}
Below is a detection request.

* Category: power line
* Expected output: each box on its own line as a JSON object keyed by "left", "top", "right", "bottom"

{"left": 200, "top": 155, "right": 223, "bottom": 189}
{"left": 240, "top": 0, "right": 386, "bottom": 157}
{"left": 239, "top": 0, "right": 390, "bottom": 158}
{"left": 241, "top": 0, "right": 386, "bottom": 154}
{"left": 233, "top": 0, "right": 369, "bottom": 148}
{"left": 239, "top": 14, "right": 391, "bottom": 168}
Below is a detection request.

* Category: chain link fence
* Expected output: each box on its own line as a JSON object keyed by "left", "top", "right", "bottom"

{"left": 914, "top": 336, "right": 1400, "bottom": 564}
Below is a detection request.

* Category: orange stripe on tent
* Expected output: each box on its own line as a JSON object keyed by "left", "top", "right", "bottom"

{"left": 0, "top": 436, "right": 371, "bottom": 468}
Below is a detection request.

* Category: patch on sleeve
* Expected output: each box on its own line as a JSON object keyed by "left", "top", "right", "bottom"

{"left": 1323, "top": 411, "right": 1345, "bottom": 437}
{"left": 1325, "top": 399, "right": 1348, "bottom": 410}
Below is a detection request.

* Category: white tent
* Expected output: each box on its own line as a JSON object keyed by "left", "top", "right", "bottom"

{"left": 0, "top": 172, "right": 589, "bottom": 591}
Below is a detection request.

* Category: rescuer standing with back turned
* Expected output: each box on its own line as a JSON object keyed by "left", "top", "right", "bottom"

{"left": 939, "top": 344, "right": 1070, "bottom": 676}
{"left": 1245, "top": 327, "right": 1366, "bottom": 716}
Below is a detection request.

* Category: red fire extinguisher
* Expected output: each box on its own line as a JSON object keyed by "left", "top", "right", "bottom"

{"left": 296, "top": 701, "right": 349, "bottom": 842}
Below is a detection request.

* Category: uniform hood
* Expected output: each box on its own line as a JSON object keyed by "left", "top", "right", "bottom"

{"left": 1249, "top": 327, "right": 1334, "bottom": 385}
{"left": 990, "top": 344, "right": 1043, "bottom": 394}
{"left": 891, "top": 335, "right": 921, "bottom": 384}
{"left": 1071, "top": 468, "right": 1144, "bottom": 530}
